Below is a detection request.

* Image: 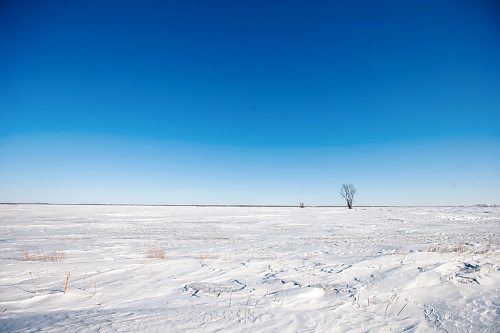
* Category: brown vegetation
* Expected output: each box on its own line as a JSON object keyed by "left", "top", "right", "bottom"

{"left": 22, "top": 250, "right": 65, "bottom": 262}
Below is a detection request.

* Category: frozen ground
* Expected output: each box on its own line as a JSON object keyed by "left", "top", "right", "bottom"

{"left": 0, "top": 204, "right": 498, "bottom": 332}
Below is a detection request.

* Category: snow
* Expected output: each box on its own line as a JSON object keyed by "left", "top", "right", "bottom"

{"left": 0, "top": 204, "right": 498, "bottom": 332}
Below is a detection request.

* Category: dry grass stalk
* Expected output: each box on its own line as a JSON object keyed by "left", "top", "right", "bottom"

{"left": 452, "top": 243, "right": 467, "bottom": 252}
{"left": 147, "top": 243, "right": 166, "bottom": 260}
{"left": 29, "top": 271, "right": 37, "bottom": 293}
{"left": 245, "top": 295, "right": 251, "bottom": 323}
{"left": 397, "top": 303, "right": 407, "bottom": 316}
{"left": 427, "top": 242, "right": 468, "bottom": 253}
{"left": 64, "top": 272, "right": 71, "bottom": 294}
{"left": 22, "top": 250, "right": 65, "bottom": 262}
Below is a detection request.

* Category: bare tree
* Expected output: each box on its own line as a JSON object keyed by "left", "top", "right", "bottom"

{"left": 340, "top": 184, "right": 356, "bottom": 209}
{"left": 299, "top": 202, "right": 305, "bottom": 208}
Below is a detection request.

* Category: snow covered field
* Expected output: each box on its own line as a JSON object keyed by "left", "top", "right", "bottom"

{"left": 0, "top": 204, "right": 498, "bottom": 332}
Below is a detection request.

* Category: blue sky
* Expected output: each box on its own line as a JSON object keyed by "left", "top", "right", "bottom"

{"left": 1, "top": 1, "right": 499, "bottom": 205}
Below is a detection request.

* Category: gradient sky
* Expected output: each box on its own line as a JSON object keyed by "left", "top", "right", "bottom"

{"left": 1, "top": 1, "right": 499, "bottom": 205}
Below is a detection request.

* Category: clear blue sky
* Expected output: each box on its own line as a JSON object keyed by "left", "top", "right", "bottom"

{"left": 1, "top": 1, "right": 499, "bottom": 205}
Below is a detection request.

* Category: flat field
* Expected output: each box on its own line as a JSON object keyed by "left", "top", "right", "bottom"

{"left": 0, "top": 205, "right": 498, "bottom": 332}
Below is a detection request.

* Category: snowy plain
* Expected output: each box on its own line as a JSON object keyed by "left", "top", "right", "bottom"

{"left": 0, "top": 204, "right": 498, "bottom": 332}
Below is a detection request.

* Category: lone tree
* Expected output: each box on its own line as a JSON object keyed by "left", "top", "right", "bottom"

{"left": 340, "top": 184, "right": 356, "bottom": 209}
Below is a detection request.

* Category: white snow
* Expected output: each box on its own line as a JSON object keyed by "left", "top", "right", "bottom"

{"left": 0, "top": 205, "right": 498, "bottom": 332}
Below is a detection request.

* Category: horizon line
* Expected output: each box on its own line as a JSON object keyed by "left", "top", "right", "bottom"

{"left": 0, "top": 202, "right": 497, "bottom": 208}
